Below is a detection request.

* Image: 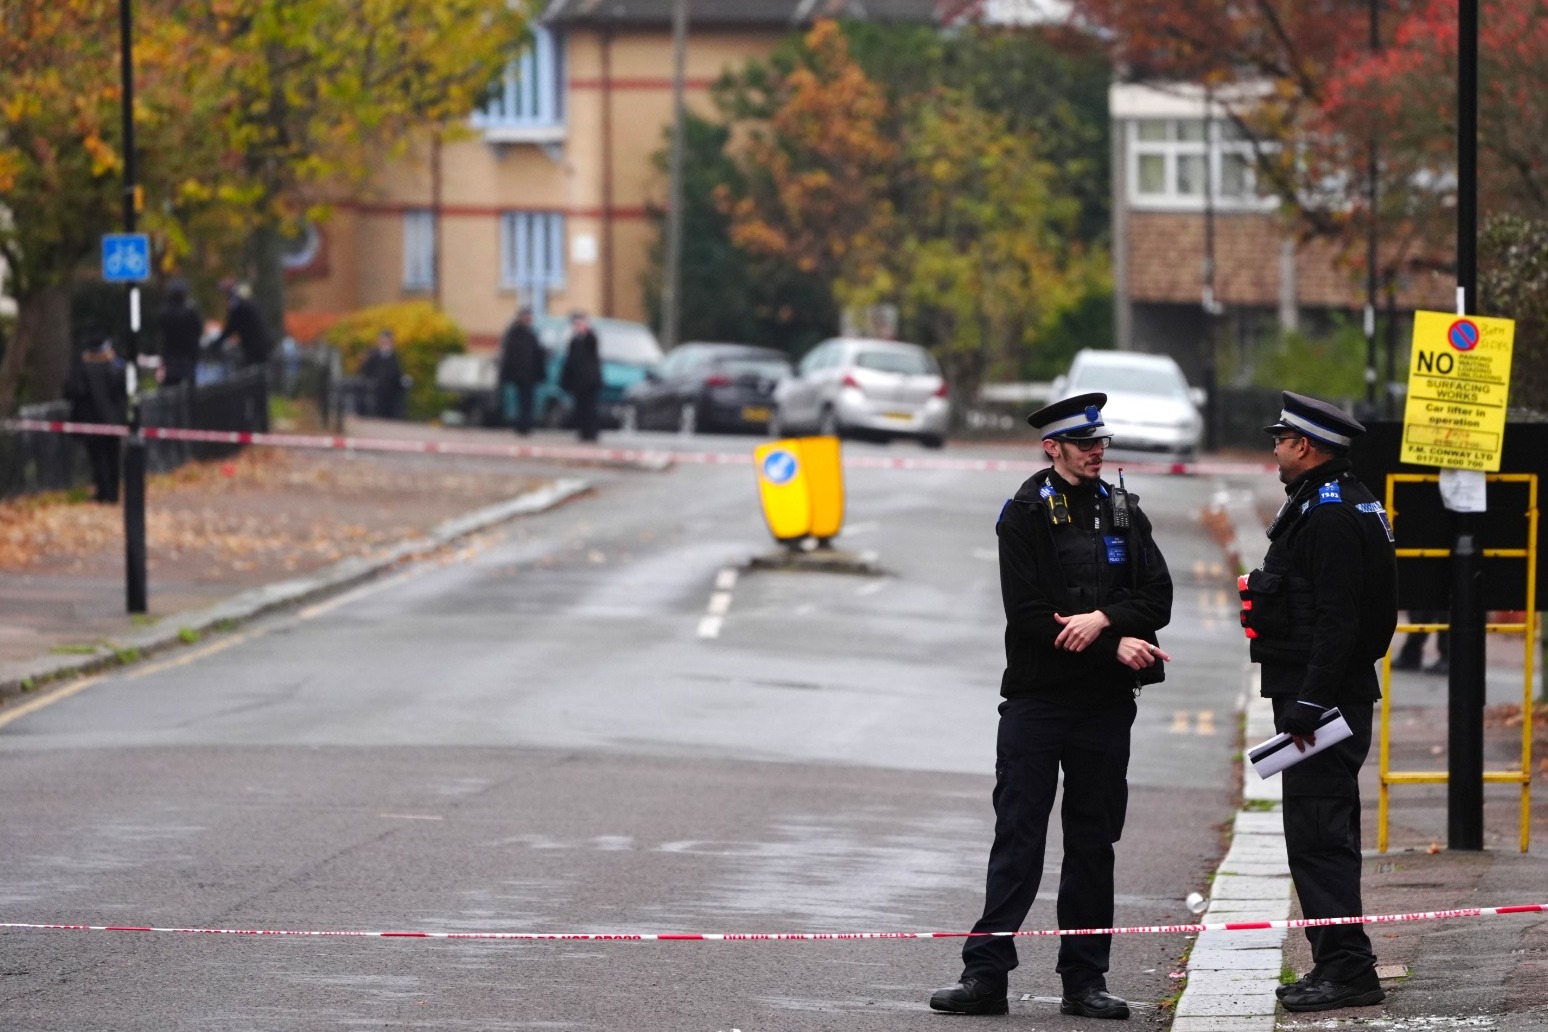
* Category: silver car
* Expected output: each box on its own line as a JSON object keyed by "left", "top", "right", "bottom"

{"left": 1051, "top": 349, "right": 1205, "bottom": 458}
{"left": 770, "top": 337, "right": 950, "bottom": 448}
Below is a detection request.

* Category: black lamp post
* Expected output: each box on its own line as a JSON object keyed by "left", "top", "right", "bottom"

{"left": 119, "top": 0, "right": 148, "bottom": 614}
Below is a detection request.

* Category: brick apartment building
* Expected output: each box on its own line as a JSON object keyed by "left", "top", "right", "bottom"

{"left": 289, "top": 0, "right": 942, "bottom": 348}
{"left": 1109, "top": 82, "right": 1453, "bottom": 394}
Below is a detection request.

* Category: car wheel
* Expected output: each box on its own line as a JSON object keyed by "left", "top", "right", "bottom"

{"left": 620, "top": 404, "right": 638, "bottom": 434}
{"left": 818, "top": 406, "right": 841, "bottom": 439}
{"left": 920, "top": 433, "right": 946, "bottom": 450}
{"left": 677, "top": 402, "right": 698, "bottom": 436}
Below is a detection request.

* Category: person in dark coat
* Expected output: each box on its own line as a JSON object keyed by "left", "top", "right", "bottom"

{"left": 1243, "top": 391, "right": 1397, "bottom": 1013}
{"left": 215, "top": 280, "right": 273, "bottom": 368}
{"left": 497, "top": 305, "right": 547, "bottom": 435}
{"left": 359, "top": 330, "right": 408, "bottom": 419}
{"left": 157, "top": 279, "right": 204, "bottom": 388}
{"left": 62, "top": 340, "right": 128, "bottom": 503}
{"left": 559, "top": 311, "right": 603, "bottom": 442}
{"left": 931, "top": 393, "right": 1174, "bottom": 1020}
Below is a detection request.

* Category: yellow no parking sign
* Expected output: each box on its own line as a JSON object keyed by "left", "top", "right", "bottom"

{"left": 1401, "top": 310, "right": 1515, "bottom": 471}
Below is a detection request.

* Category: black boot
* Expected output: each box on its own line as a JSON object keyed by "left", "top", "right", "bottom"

{"left": 929, "top": 976, "right": 1009, "bottom": 1015}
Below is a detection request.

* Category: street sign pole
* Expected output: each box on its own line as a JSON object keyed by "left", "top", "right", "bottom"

{"left": 119, "top": 0, "right": 148, "bottom": 614}
{"left": 1449, "top": 0, "right": 1482, "bottom": 850}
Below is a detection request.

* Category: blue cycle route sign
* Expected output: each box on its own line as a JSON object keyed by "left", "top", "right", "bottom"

{"left": 762, "top": 448, "right": 799, "bottom": 485}
{"left": 101, "top": 233, "right": 151, "bottom": 283}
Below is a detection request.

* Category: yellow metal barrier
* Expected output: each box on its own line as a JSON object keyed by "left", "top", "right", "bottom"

{"left": 1378, "top": 473, "right": 1539, "bottom": 853}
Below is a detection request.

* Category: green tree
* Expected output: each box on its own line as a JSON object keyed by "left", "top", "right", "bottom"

{"left": 843, "top": 89, "right": 1109, "bottom": 408}
{"left": 641, "top": 113, "right": 833, "bottom": 354}
{"left": 0, "top": 0, "right": 525, "bottom": 415}
{"left": 0, "top": 0, "right": 207, "bottom": 411}
{"left": 184, "top": 0, "right": 526, "bottom": 337}
{"left": 1480, "top": 214, "right": 1548, "bottom": 416}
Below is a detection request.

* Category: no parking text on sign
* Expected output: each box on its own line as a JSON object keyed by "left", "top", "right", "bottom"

{"left": 1400, "top": 310, "right": 1514, "bottom": 472}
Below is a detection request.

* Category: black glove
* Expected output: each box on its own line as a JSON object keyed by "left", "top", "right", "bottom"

{"left": 1281, "top": 701, "right": 1327, "bottom": 738}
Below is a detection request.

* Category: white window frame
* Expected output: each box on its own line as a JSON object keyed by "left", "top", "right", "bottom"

{"left": 1128, "top": 118, "right": 1278, "bottom": 213}
{"left": 499, "top": 211, "right": 566, "bottom": 314}
{"left": 473, "top": 26, "right": 566, "bottom": 143}
{"left": 402, "top": 209, "right": 436, "bottom": 292}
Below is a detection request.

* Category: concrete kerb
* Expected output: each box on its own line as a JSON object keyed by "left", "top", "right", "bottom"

{"left": 1171, "top": 685, "right": 1289, "bottom": 1032}
{"left": 0, "top": 477, "right": 592, "bottom": 701}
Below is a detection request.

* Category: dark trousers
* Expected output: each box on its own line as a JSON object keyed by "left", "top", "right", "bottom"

{"left": 82, "top": 437, "right": 120, "bottom": 503}
{"left": 573, "top": 388, "right": 600, "bottom": 442}
{"left": 1273, "top": 697, "right": 1377, "bottom": 983}
{"left": 962, "top": 695, "right": 1136, "bottom": 992}
{"left": 507, "top": 382, "right": 536, "bottom": 435}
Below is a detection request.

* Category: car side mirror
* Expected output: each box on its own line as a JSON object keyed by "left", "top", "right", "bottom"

{"left": 1189, "top": 386, "right": 1208, "bottom": 408}
{"left": 1050, "top": 375, "right": 1068, "bottom": 397}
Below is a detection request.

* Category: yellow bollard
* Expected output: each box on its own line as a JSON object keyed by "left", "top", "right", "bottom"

{"left": 754, "top": 436, "right": 845, "bottom": 545}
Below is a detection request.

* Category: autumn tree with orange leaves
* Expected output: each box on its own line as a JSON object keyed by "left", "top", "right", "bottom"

{"left": 714, "top": 20, "right": 1108, "bottom": 406}
{"left": 0, "top": 0, "right": 524, "bottom": 414}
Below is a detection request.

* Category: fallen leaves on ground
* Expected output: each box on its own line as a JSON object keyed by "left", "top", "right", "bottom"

{"left": 0, "top": 447, "right": 540, "bottom": 575}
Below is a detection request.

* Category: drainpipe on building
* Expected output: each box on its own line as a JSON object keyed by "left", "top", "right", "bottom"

{"left": 660, "top": 0, "right": 689, "bottom": 350}
{"left": 1201, "top": 87, "right": 1222, "bottom": 453}
{"left": 601, "top": 22, "right": 615, "bottom": 318}
{"left": 431, "top": 130, "right": 443, "bottom": 309}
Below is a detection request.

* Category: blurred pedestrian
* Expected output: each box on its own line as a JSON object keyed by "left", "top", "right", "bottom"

{"left": 497, "top": 304, "right": 546, "bottom": 436}
{"left": 1391, "top": 611, "right": 1449, "bottom": 675}
{"left": 359, "top": 330, "right": 408, "bottom": 420}
{"left": 156, "top": 279, "right": 203, "bottom": 388}
{"left": 560, "top": 311, "right": 602, "bottom": 442}
{"left": 62, "top": 339, "right": 127, "bottom": 504}
{"left": 214, "top": 280, "right": 273, "bottom": 369}
{"left": 1241, "top": 391, "right": 1397, "bottom": 1013}
{"left": 930, "top": 393, "right": 1174, "bottom": 1020}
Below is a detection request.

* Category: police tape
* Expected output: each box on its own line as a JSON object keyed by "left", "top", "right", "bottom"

{"left": 0, "top": 418, "right": 1277, "bottom": 477}
{"left": 4, "top": 902, "right": 1545, "bottom": 942}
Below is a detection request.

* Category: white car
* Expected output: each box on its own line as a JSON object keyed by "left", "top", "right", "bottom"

{"left": 1051, "top": 349, "right": 1205, "bottom": 458}
{"left": 770, "top": 337, "right": 950, "bottom": 448}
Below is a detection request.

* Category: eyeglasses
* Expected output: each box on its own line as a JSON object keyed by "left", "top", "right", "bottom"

{"left": 1061, "top": 435, "right": 1112, "bottom": 452}
{"left": 1271, "top": 434, "right": 1303, "bottom": 449}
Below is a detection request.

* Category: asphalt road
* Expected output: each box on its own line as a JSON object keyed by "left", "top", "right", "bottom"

{"left": 0, "top": 433, "right": 1266, "bottom": 1031}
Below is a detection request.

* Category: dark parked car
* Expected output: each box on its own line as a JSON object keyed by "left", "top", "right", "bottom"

{"left": 621, "top": 342, "right": 792, "bottom": 434}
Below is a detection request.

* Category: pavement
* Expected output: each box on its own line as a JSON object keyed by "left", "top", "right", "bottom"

{"left": 1, "top": 422, "right": 1546, "bottom": 1029}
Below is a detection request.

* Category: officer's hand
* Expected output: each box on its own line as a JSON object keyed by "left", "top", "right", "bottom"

{"left": 1053, "top": 611, "right": 1111, "bottom": 652}
{"left": 1282, "top": 701, "right": 1325, "bottom": 750}
{"left": 1116, "top": 637, "right": 1171, "bottom": 670}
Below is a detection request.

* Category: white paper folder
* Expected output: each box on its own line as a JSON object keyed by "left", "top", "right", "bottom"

{"left": 1249, "top": 708, "right": 1354, "bottom": 778}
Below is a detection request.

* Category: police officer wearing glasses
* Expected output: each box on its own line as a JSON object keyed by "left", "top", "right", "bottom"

{"left": 1242, "top": 391, "right": 1396, "bottom": 1012}
{"left": 931, "top": 392, "right": 1173, "bottom": 1020}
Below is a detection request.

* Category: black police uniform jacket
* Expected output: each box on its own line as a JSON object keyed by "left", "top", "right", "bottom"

{"left": 1245, "top": 459, "right": 1397, "bottom": 705}
{"left": 997, "top": 468, "right": 1173, "bottom": 706}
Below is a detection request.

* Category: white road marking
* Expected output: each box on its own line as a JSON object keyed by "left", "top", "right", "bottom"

{"left": 855, "top": 580, "right": 886, "bottom": 596}
{"left": 715, "top": 568, "right": 738, "bottom": 591}
{"left": 697, "top": 615, "right": 724, "bottom": 639}
{"left": 707, "top": 591, "right": 733, "bottom": 616}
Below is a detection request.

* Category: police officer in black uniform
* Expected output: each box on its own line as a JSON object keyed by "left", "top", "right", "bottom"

{"left": 931, "top": 392, "right": 1173, "bottom": 1020}
{"left": 1242, "top": 391, "right": 1397, "bottom": 1012}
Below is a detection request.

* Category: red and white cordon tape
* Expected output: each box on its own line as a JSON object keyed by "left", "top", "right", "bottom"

{"left": 4, "top": 903, "right": 1544, "bottom": 942}
{"left": 0, "top": 419, "right": 1276, "bottom": 477}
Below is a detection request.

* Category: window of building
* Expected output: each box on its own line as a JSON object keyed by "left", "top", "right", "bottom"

{"left": 473, "top": 27, "right": 565, "bottom": 133}
{"left": 500, "top": 211, "right": 566, "bottom": 313}
{"left": 1128, "top": 118, "right": 1275, "bottom": 211}
{"left": 402, "top": 209, "right": 436, "bottom": 292}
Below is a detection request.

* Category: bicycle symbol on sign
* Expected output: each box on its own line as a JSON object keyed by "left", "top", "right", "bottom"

{"left": 101, "top": 233, "right": 150, "bottom": 283}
